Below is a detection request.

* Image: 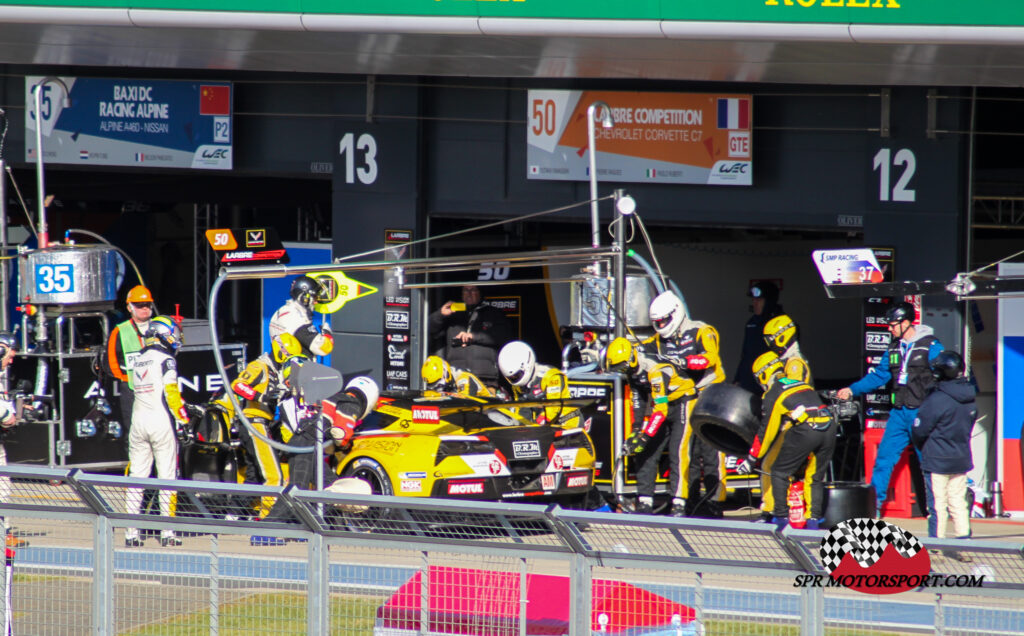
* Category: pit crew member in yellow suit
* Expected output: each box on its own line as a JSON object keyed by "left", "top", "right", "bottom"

{"left": 212, "top": 333, "right": 299, "bottom": 518}
{"left": 755, "top": 316, "right": 814, "bottom": 520}
{"left": 498, "top": 341, "right": 581, "bottom": 428}
{"left": 605, "top": 337, "right": 697, "bottom": 515}
{"left": 737, "top": 352, "right": 836, "bottom": 530}
{"left": 421, "top": 355, "right": 494, "bottom": 398}
{"left": 763, "top": 314, "right": 813, "bottom": 386}
{"left": 643, "top": 291, "right": 726, "bottom": 518}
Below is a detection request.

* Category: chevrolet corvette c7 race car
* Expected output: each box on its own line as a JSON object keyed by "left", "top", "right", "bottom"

{"left": 336, "top": 392, "right": 598, "bottom": 508}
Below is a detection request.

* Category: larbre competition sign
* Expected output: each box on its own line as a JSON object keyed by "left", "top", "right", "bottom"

{"left": 25, "top": 76, "right": 233, "bottom": 170}
{"left": 527, "top": 90, "right": 752, "bottom": 186}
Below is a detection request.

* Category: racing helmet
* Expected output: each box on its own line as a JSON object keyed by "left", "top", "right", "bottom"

{"left": 421, "top": 355, "right": 454, "bottom": 389}
{"left": 290, "top": 275, "right": 327, "bottom": 311}
{"left": 649, "top": 291, "right": 686, "bottom": 338}
{"left": 763, "top": 314, "right": 797, "bottom": 354}
{"left": 498, "top": 340, "right": 537, "bottom": 387}
{"left": 752, "top": 351, "right": 784, "bottom": 390}
{"left": 345, "top": 376, "right": 380, "bottom": 420}
{"left": 884, "top": 301, "right": 916, "bottom": 325}
{"left": 126, "top": 285, "right": 154, "bottom": 306}
{"left": 604, "top": 337, "right": 638, "bottom": 375}
{"left": 272, "top": 332, "right": 303, "bottom": 364}
{"left": 930, "top": 350, "right": 965, "bottom": 381}
{"left": 144, "top": 316, "right": 183, "bottom": 353}
{"left": 281, "top": 354, "right": 309, "bottom": 388}
{"left": 0, "top": 332, "right": 17, "bottom": 359}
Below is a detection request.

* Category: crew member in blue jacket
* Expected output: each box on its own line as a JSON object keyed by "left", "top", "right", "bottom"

{"left": 837, "top": 301, "right": 943, "bottom": 533}
{"left": 911, "top": 350, "right": 975, "bottom": 540}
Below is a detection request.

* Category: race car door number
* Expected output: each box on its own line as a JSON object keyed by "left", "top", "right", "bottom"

{"left": 512, "top": 440, "right": 541, "bottom": 459}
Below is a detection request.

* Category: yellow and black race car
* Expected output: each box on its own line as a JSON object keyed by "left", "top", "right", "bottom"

{"left": 336, "top": 392, "right": 598, "bottom": 508}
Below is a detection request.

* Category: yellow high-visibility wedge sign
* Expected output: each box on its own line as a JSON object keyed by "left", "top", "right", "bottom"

{"left": 312, "top": 271, "right": 378, "bottom": 313}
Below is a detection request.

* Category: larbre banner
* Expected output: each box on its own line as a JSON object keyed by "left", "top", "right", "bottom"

{"left": 526, "top": 90, "right": 752, "bottom": 186}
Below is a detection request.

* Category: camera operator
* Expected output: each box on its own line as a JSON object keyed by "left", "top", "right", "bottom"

{"left": 0, "top": 332, "right": 28, "bottom": 548}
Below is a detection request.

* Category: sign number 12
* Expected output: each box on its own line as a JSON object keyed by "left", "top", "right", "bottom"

{"left": 873, "top": 148, "right": 916, "bottom": 203}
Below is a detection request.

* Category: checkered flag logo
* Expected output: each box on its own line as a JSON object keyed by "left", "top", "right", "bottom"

{"left": 819, "top": 518, "right": 923, "bottom": 573}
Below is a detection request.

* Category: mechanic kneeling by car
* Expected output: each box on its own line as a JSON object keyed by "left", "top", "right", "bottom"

{"left": 252, "top": 375, "right": 379, "bottom": 544}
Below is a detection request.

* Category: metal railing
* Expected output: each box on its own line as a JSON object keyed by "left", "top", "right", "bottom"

{"left": 0, "top": 465, "right": 1022, "bottom": 635}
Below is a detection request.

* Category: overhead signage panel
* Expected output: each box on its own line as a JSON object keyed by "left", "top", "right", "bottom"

{"left": 25, "top": 76, "right": 232, "bottom": 170}
{"left": 527, "top": 90, "right": 751, "bottom": 186}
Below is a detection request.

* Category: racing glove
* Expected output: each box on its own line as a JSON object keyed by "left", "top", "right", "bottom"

{"left": 622, "top": 430, "right": 651, "bottom": 456}
{"left": 233, "top": 381, "right": 257, "bottom": 401}
{"left": 685, "top": 355, "right": 710, "bottom": 370}
{"left": 736, "top": 454, "right": 758, "bottom": 475}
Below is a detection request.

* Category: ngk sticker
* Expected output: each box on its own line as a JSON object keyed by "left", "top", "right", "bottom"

{"left": 412, "top": 406, "right": 440, "bottom": 424}
{"left": 448, "top": 481, "right": 484, "bottom": 495}
{"left": 400, "top": 480, "right": 423, "bottom": 493}
{"left": 541, "top": 474, "right": 556, "bottom": 490}
{"left": 566, "top": 474, "right": 589, "bottom": 488}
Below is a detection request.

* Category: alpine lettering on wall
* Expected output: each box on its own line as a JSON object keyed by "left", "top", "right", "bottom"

{"left": 527, "top": 90, "right": 752, "bottom": 186}
{"left": 26, "top": 76, "right": 232, "bottom": 170}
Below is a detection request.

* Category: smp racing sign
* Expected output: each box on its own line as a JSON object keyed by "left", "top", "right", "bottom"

{"left": 527, "top": 90, "right": 752, "bottom": 186}
{"left": 26, "top": 76, "right": 232, "bottom": 170}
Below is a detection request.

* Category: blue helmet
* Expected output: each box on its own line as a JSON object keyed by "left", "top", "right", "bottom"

{"left": 144, "top": 316, "right": 183, "bottom": 353}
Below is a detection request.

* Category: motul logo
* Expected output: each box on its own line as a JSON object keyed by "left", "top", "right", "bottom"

{"left": 567, "top": 474, "right": 589, "bottom": 488}
{"left": 412, "top": 406, "right": 440, "bottom": 423}
{"left": 447, "top": 482, "right": 484, "bottom": 495}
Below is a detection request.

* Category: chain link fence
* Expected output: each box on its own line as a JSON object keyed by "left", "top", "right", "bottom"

{"left": 0, "top": 465, "right": 1022, "bottom": 635}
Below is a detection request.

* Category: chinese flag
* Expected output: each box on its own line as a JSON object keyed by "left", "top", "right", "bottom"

{"left": 199, "top": 85, "right": 230, "bottom": 116}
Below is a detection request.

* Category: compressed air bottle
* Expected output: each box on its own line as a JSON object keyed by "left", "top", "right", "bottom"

{"left": 788, "top": 481, "right": 807, "bottom": 529}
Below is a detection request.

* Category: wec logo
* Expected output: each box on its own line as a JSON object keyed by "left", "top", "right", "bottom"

{"left": 716, "top": 162, "right": 748, "bottom": 174}
{"left": 202, "top": 148, "right": 229, "bottom": 159}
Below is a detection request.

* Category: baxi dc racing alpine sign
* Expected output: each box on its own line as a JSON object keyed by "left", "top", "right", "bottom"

{"left": 26, "top": 76, "right": 232, "bottom": 170}
{"left": 527, "top": 90, "right": 752, "bottom": 186}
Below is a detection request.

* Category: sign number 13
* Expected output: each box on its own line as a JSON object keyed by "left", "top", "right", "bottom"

{"left": 873, "top": 148, "right": 916, "bottom": 203}
{"left": 339, "top": 132, "right": 378, "bottom": 185}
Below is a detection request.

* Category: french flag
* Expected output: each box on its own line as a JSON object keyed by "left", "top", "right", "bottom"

{"left": 717, "top": 98, "right": 750, "bottom": 130}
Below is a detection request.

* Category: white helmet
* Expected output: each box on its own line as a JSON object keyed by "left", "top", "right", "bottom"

{"left": 649, "top": 291, "right": 686, "bottom": 338}
{"left": 498, "top": 340, "right": 537, "bottom": 387}
{"left": 345, "top": 376, "right": 379, "bottom": 420}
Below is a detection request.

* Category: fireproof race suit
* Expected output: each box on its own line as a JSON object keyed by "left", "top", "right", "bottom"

{"left": 125, "top": 345, "right": 190, "bottom": 537}
{"left": 269, "top": 299, "right": 334, "bottom": 357}
{"left": 643, "top": 319, "right": 726, "bottom": 512}
{"left": 512, "top": 364, "right": 581, "bottom": 427}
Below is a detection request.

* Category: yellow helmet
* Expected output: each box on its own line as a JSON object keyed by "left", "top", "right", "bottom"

{"left": 272, "top": 332, "right": 303, "bottom": 364}
{"left": 604, "top": 337, "right": 638, "bottom": 375}
{"left": 421, "top": 355, "right": 453, "bottom": 389}
{"left": 752, "top": 351, "right": 784, "bottom": 390}
{"left": 763, "top": 314, "right": 797, "bottom": 354}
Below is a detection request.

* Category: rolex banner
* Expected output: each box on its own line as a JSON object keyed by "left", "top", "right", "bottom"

{"left": 527, "top": 90, "right": 752, "bottom": 186}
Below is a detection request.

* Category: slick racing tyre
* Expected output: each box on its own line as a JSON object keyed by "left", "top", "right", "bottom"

{"left": 690, "top": 383, "right": 761, "bottom": 456}
{"left": 342, "top": 457, "right": 394, "bottom": 496}
{"left": 337, "top": 458, "right": 394, "bottom": 533}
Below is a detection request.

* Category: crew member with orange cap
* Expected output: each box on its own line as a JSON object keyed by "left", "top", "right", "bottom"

{"left": 105, "top": 285, "right": 156, "bottom": 421}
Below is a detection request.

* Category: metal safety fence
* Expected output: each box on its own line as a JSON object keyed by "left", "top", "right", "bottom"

{"left": 0, "top": 464, "right": 1022, "bottom": 636}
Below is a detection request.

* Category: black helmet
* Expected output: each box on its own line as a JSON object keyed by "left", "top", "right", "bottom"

{"left": 884, "top": 301, "right": 915, "bottom": 325}
{"left": 748, "top": 281, "right": 779, "bottom": 305}
{"left": 930, "top": 350, "right": 965, "bottom": 381}
{"left": 290, "top": 275, "right": 326, "bottom": 311}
